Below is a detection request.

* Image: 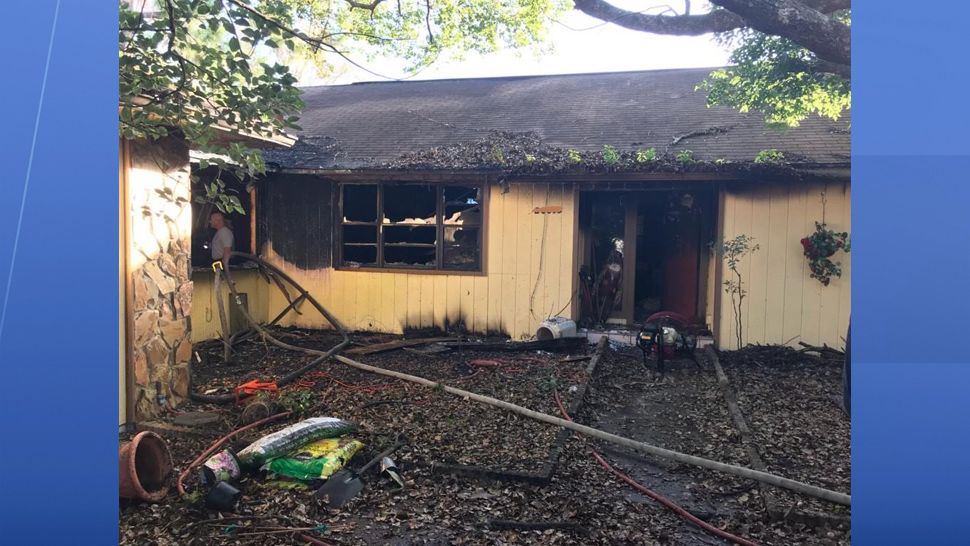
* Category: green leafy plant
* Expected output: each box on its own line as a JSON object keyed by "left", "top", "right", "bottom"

{"left": 754, "top": 149, "right": 785, "bottom": 164}
{"left": 699, "top": 19, "right": 851, "bottom": 128}
{"left": 635, "top": 148, "right": 657, "bottom": 163}
{"left": 525, "top": 153, "right": 537, "bottom": 163}
{"left": 120, "top": 0, "right": 568, "bottom": 212}
{"left": 715, "top": 234, "right": 760, "bottom": 348}
{"left": 567, "top": 149, "right": 582, "bottom": 164}
{"left": 676, "top": 150, "right": 694, "bottom": 163}
{"left": 491, "top": 145, "right": 505, "bottom": 164}
{"left": 801, "top": 222, "right": 850, "bottom": 286}
{"left": 275, "top": 390, "right": 317, "bottom": 415}
{"left": 601, "top": 145, "right": 620, "bottom": 165}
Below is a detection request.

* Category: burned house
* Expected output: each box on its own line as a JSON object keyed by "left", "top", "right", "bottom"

{"left": 190, "top": 68, "right": 850, "bottom": 350}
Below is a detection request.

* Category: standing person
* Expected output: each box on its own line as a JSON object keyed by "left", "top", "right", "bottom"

{"left": 209, "top": 210, "right": 234, "bottom": 268}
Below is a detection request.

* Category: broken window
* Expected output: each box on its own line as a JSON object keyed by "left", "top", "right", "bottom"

{"left": 337, "top": 183, "right": 484, "bottom": 271}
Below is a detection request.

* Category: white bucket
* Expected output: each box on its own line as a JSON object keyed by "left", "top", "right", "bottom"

{"left": 536, "top": 317, "right": 578, "bottom": 340}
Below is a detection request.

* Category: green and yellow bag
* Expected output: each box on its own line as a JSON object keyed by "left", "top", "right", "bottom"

{"left": 264, "top": 437, "right": 364, "bottom": 481}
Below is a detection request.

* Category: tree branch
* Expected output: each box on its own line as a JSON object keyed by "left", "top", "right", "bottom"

{"left": 572, "top": 0, "right": 850, "bottom": 66}
{"left": 709, "top": 0, "right": 850, "bottom": 65}
{"left": 572, "top": 0, "right": 746, "bottom": 35}
{"left": 815, "top": 59, "right": 850, "bottom": 78}
{"left": 344, "top": 0, "right": 387, "bottom": 10}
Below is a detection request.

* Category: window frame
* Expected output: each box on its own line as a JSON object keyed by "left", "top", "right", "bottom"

{"left": 336, "top": 181, "right": 486, "bottom": 275}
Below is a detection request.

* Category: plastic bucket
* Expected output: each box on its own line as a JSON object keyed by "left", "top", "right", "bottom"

{"left": 536, "top": 317, "right": 578, "bottom": 340}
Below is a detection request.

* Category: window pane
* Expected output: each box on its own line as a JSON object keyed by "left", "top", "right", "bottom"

{"left": 342, "top": 245, "right": 377, "bottom": 267}
{"left": 443, "top": 226, "right": 480, "bottom": 246}
{"left": 384, "top": 225, "right": 436, "bottom": 245}
{"left": 343, "top": 225, "right": 376, "bottom": 244}
{"left": 443, "top": 245, "right": 480, "bottom": 270}
{"left": 443, "top": 186, "right": 482, "bottom": 224}
{"left": 385, "top": 246, "right": 436, "bottom": 266}
{"left": 342, "top": 185, "right": 377, "bottom": 222}
{"left": 383, "top": 185, "right": 436, "bottom": 223}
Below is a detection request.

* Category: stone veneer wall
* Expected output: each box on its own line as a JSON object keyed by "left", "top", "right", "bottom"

{"left": 125, "top": 135, "right": 193, "bottom": 421}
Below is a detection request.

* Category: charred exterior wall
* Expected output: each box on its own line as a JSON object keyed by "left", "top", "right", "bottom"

{"left": 257, "top": 173, "right": 334, "bottom": 270}
{"left": 256, "top": 178, "right": 578, "bottom": 339}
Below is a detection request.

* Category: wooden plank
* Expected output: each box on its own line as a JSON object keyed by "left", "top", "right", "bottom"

{"left": 378, "top": 269, "right": 396, "bottom": 333}
{"left": 420, "top": 275, "right": 435, "bottom": 329}
{"left": 799, "top": 184, "right": 826, "bottom": 346}
{"left": 514, "top": 185, "right": 534, "bottom": 339}
{"left": 562, "top": 185, "right": 578, "bottom": 320}
{"left": 500, "top": 273, "right": 516, "bottom": 337}
{"left": 393, "top": 273, "right": 409, "bottom": 333}
{"left": 460, "top": 274, "right": 475, "bottom": 332}
{"left": 781, "top": 185, "right": 808, "bottom": 345}
{"left": 485, "top": 184, "right": 503, "bottom": 333}
{"left": 472, "top": 275, "right": 488, "bottom": 334}
{"left": 747, "top": 185, "right": 771, "bottom": 345}
{"left": 433, "top": 275, "right": 447, "bottom": 331}
{"left": 446, "top": 274, "right": 461, "bottom": 330}
{"left": 407, "top": 274, "right": 421, "bottom": 331}
{"left": 764, "top": 183, "right": 790, "bottom": 344}
{"left": 546, "top": 185, "right": 564, "bottom": 319}
{"left": 527, "top": 184, "right": 544, "bottom": 335}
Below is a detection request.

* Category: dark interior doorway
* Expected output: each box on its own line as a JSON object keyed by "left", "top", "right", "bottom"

{"left": 579, "top": 187, "right": 715, "bottom": 328}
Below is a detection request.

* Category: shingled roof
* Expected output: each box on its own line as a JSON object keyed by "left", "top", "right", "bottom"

{"left": 265, "top": 67, "right": 850, "bottom": 171}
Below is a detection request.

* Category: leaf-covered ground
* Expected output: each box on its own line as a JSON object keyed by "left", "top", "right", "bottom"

{"left": 120, "top": 329, "right": 850, "bottom": 545}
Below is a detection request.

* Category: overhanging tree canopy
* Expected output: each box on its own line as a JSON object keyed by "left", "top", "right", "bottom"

{"left": 120, "top": 0, "right": 849, "bottom": 211}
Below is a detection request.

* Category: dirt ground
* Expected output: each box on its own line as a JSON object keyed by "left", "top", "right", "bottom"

{"left": 120, "top": 329, "right": 850, "bottom": 545}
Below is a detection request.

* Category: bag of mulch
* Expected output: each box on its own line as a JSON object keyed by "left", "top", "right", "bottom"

{"left": 264, "top": 437, "right": 365, "bottom": 481}
{"left": 236, "top": 417, "right": 356, "bottom": 468}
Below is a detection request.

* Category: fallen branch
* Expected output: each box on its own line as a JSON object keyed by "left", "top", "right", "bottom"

{"left": 706, "top": 346, "right": 779, "bottom": 518}
{"left": 333, "top": 353, "right": 851, "bottom": 506}
{"left": 345, "top": 337, "right": 458, "bottom": 355}
{"left": 797, "top": 342, "right": 845, "bottom": 356}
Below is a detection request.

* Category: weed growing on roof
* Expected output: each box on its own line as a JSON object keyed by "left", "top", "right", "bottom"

{"left": 635, "top": 148, "right": 657, "bottom": 163}
{"left": 602, "top": 145, "right": 620, "bottom": 165}
{"left": 525, "top": 153, "right": 536, "bottom": 163}
{"left": 754, "top": 149, "right": 785, "bottom": 164}
{"left": 491, "top": 145, "right": 505, "bottom": 164}
{"left": 676, "top": 150, "right": 695, "bottom": 163}
{"left": 567, "top": 149, "right": 582, "bottom": 164}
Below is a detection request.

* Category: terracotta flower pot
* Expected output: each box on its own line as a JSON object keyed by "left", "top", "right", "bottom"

{"left": 119, "top": 431, "right": 173, "bottom": 502}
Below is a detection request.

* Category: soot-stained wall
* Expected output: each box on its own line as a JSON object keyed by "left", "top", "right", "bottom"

{"left": 258, "top": 173, "right": 334, "bottom": 269}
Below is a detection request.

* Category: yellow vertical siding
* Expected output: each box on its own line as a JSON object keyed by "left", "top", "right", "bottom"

{"left": 190, "top": 270, "right": 270, "bottom": 343}
{"left": 717, "top": 181, "right": 851, "bottom": 350}
{"left": 189, "top": 179, "right": 847, "bottom": 349}
{"left": 255, "top": 183, "right": 576, "bottom": 339}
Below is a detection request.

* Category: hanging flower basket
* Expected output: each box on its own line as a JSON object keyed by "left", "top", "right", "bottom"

{"left": 801, "top": 222, "right": 850, "bottom": 286}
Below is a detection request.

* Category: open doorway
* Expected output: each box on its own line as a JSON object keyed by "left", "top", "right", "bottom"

{"left": 578, "top": 187, "right": 715, "bottom": 329}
